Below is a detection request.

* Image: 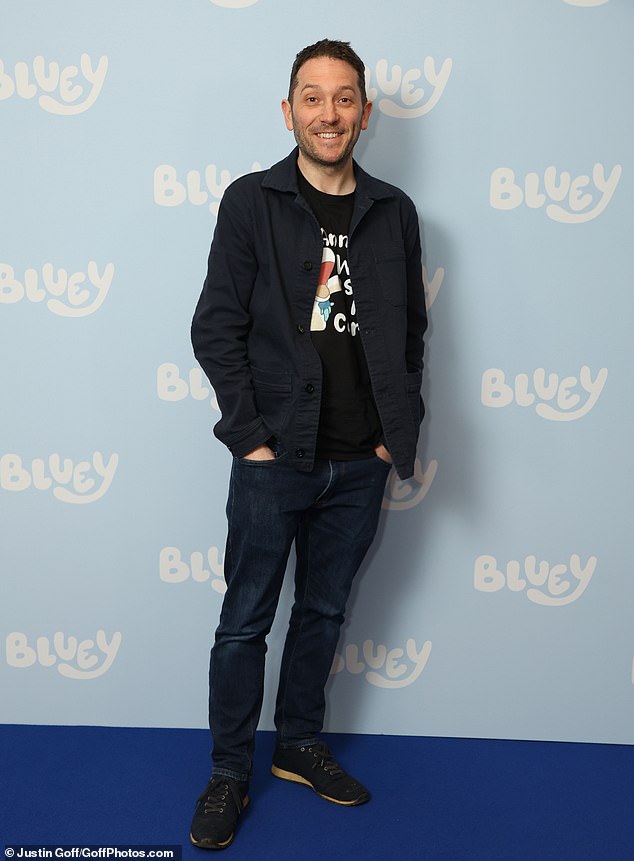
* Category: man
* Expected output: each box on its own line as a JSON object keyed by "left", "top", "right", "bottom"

{"left": 190, "top": 39, "right": 427, "bottom": 849}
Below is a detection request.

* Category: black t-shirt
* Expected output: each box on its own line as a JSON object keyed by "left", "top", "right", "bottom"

{"left": 298, "top": 169, "right": 382, "bottom": 460}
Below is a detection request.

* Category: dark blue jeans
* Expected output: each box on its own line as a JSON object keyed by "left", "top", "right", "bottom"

{"left": 209, "top": 449, "right": 391, "bottom": 782}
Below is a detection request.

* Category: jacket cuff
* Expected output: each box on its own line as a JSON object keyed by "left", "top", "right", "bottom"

{"left": 228, "top": 428, "right": 274, "bottom": 460}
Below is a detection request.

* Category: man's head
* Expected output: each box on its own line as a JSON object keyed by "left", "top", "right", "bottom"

{"left": 282, "top": 40, "right": 372, "bottom": 174}
{"left": 288, "top": 40, "right": 367, "bottom": 106}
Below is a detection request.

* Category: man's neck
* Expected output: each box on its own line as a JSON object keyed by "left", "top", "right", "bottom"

{"left": 297, "top": 152, "right": 356, "bottom": 195}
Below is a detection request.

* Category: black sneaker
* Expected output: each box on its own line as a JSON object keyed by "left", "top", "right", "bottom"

{"left": 271, "top": 741, "right": 370, "bottom": 806}
{"left": 190, "top": 775, "right": 249, "bottom": 850}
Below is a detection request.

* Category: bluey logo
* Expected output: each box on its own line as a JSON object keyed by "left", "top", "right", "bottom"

{"left": 481, "top": 366, "right": 607, "bottom": 421}
{"left": 6, "top": 630, "right": 122, "bottom": 679}
{"left": 154, "top": 160, "right": 262, "bottom": 215}
{"left": 0, "top": 262, "right": 114, "bottom": 317}
{"left": 210, "top": 0, "right": 259, "bottom": 6}
{"left": 157, "top": 363, "right": 219, "bottom": 410}
{"left": 424, "top": 266, "right": 444, "bottom": 310}
{"left": 490, "top": 164, "right": 621, "bottom": 223}
{"left": 474, "top": 554, "right": 596, "bottom": 606}
{"left": 331, "top": 638, "right": 432, "bottom": 689}
{"left": 563, "top": 0, "right": 608, "bottom": 6}
{"left": 0, "top": 54, "right": 108, "bottom": 115}
{"left": 365, "top": 57, "right": 451, "bottom": 118}
{"left": 382, "top": 457, "right": 437, "bottom": 511}
{"left": 0, "top": 452, "right": 118, "bottom": 503}
{"left": 160, "top": 546, "right": 226, "bottom": 594}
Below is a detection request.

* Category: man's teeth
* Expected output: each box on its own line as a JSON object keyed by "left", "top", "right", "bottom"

{"left": 317, "top": 133, "right": 339, "bottom": 138}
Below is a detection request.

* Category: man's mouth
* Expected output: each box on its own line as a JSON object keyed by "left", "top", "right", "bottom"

{"left": 316, "top": 132, "right": 342, "bottom": 139}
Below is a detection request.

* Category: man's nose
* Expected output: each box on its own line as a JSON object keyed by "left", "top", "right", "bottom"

{"left": 320, "top": 100, "right": 339, "bottom": 124}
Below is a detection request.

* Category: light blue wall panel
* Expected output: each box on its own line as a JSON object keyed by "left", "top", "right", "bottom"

{"left": 1, "top": 0, "right": 632, "bottom": 744}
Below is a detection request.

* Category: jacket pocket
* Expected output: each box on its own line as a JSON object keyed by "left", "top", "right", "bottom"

{"left": 373, "top": 240, "right": 407, "bottom": 306}
{"left": 252, "top": 366, "right": 292, "bottom": 393}
{"left": 252, "top": 366, "right": 292, "bottom": 433}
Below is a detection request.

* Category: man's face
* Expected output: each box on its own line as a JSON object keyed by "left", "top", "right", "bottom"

{"left": 282, "top": 56, "right": 372, "bottom": 170}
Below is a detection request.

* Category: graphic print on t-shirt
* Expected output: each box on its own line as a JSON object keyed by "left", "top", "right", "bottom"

{"left": 311, "top": 246, "right": 338, "bottom": 330}
{"left": 310, "top": 229, "right": 358, "bottom": 337}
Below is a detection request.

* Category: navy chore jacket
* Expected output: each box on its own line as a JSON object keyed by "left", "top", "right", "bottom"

{"left": 191, "top": 148, "right": 427, "bottom": 480}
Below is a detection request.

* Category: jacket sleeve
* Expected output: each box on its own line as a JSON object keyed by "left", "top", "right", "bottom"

{"left": 403, "top": 196, "right": 428, "bottom": 378}
{"left": 400, "top": 195, "right": 427, "bottom": 436}
{"left": 191, "top": 181, "right": 272, "bottom": 457}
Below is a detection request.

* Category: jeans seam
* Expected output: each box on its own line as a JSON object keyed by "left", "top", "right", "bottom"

{"left": 314, "top": 459, "right": 334, "bottom": 504}
{"left": 226, "top": 462, "right": 235, "bottom": 578}
{"left": 277, "top": 737, "right": 320, "bottom": 750}
{"left": 277, "top": 518, "right": 314, "bottom": 741}
{"left": 213, "top": 767, "right": 249, "bottom": 783}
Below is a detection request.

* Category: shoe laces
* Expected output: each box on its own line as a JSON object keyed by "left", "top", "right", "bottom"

{"left": 197, "top": 778, "right": 233, "bottom": 816}
{"left": 308, "top": 743, "right": 344, "bottom": 778}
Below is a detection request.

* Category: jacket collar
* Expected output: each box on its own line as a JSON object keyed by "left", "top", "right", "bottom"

{"left": 262, "top": 147, "right": 395, "bottom": 202}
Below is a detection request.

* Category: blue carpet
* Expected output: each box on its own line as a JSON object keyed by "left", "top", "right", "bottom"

{"left": 1, "top": 726, "right": 633, "bottom": 860}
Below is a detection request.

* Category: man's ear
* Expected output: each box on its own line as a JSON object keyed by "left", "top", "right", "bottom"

{"left": 281, "top": 99, "right": 294, "bottom": 131}
{"left": 361, "top": 100, "right": 373, "bottom": 131}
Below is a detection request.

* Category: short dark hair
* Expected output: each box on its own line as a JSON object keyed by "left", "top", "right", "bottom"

{"left": 288, "top": 39, "right": 367, "bottom": 105}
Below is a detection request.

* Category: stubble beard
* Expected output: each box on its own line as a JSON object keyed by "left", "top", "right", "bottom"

{"left": 293, "top": 122, "right": 360, "bottom": 171}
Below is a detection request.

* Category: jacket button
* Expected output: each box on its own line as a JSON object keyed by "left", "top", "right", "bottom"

{"left": 304, "top": 383, "right": 314, "bottom": 393}
{"left": 297, "top": 324, "right": 305, "bottom": 334}
{"left": 295, "top": 448, "right": 305, "bottom": 458}
{"left": 303, "top": 261, "right": 312, "bottom": 271}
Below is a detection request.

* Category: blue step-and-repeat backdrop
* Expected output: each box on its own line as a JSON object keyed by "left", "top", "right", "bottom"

{"left": 2, "top": 0, "right": 632, "bottom": 745}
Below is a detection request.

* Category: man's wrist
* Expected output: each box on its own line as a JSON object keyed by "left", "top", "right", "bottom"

{"left": 242, "top": 444, "right": 276, "bottom": 461}
{"left": 374, "top": 443, "right": 392, "bottom": 464}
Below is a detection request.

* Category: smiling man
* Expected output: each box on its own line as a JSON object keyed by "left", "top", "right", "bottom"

{"left": 282, "top": 53, "right": 372, "bottom": 180}
{"left": 190, "top": 39, "right": 427, "bottom": 850}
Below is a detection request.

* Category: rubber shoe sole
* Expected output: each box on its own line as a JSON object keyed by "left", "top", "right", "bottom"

{"left": 189, "top": 795, "right": 249, "bottom": 850}
{"left": 189, "top": 831, "right": 233, "bottom": 850}
{"left": 271, "top": 765, "right": 369, "bottom": 806}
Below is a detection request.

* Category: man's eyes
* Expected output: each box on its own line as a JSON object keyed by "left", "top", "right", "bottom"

{"left": 304, "top": 96, "right": 353, "bottom": 104}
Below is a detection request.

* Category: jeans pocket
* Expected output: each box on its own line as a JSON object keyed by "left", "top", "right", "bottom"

{"left": 238, "top": 441, "right": 288, "bottom": 466}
